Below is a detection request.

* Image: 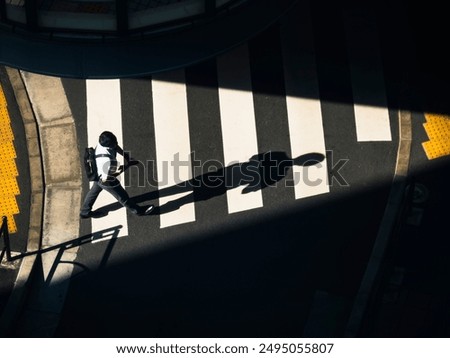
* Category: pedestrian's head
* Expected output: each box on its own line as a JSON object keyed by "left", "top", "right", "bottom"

{"left": 99, "top": 131, "right": 118, "bottom": 148}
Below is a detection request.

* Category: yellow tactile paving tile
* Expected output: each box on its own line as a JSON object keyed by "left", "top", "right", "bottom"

{"left": 0, "top": 158, "right": 18, "bottom": 177}
{"left": 2, "top": 214, "right": 17, "bottom": 233}
{"left": 423, "top": 122, "right": 450, "bottom": 139}
{"left": 424, "top": 112, "right": 450, "bottom": 122}
{"left": 0, "top": 141, "right": 16, "bottom": 159}
{"left": 0, "top": 107, "right": 12, "bottom": 123}
{"left": 0, "top": 194, "right": 19, "bottom": 214}
{"left": 0, "top": 85, "right": 6, "bottom": 109}
{"left": 0, "top": 83, "right": 19, "bottom": 234}
{"left": 0, "top": 121, "right": 14, "bottom": 142}
{"left": 422, "top": 140, "right": 450, "bottom": 160}
{"left": 0, "top": 176, "right": 19, "bottom": 196}
{"left": 424, "top": 115, "right": 450, "bottom": 124}
{"left": 422, "top": 113, "right": 450, "bottom": 160}
{"left": 0, "top": 106, "right": 12, "bottom": 119}
{"left": 0, "top": 140, "right": 16, "bottom": 158}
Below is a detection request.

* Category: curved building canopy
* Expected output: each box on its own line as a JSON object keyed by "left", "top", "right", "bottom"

{"left": 0, "top": 0, "right": 298, "bottom": 78}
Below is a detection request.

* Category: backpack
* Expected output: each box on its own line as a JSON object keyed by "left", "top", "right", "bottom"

{"left": 84, "top": 147, "right": 99, "bottom": 181}
{"left": 84, "top": 147, "right": 114, "bottom": 181}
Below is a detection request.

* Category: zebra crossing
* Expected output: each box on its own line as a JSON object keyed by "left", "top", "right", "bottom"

{"left": 76, "top": 2, "right": 393, "bottom": 236}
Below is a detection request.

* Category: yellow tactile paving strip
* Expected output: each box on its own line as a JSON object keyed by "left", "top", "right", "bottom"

{"left": 0, "top": 83, "right": 19, "bottom": 233}
{"left": 422, "top": 113, "right": 450, "bottom": 160}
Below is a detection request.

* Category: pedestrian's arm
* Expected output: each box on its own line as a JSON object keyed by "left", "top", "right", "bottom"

{"left": 116, "top": 145, "right": 131, "bottom": 163}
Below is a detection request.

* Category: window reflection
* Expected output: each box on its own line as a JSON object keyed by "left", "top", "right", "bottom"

{"left": 38, "top": 0, "right": 117, "bottom": 31}
{"left": 3, "top": 0, "right": 242, "bottom": 33}
{"left": 5, "top": 0, "right": 26, "bottom": 24}
{"left": 128, "top": 0, "right": 204, "bottom": 30}
{"left": 39, "top": 0, "right": 115, "bottom": 13}
{"left": 128, "top": 0, "right": 186, "bottom": 13}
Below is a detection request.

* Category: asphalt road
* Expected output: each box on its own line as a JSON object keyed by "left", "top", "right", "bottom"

{"left": 47, "top": 1, "right": 401, "bottom": 337}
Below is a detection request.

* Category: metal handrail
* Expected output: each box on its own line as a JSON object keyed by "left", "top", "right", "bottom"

{"left": 0, "top": 215, "right": 12, "bottom": 262}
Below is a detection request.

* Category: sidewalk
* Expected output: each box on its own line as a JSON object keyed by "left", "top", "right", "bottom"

{"left": 0, "top": 67, "right": 82, "bottom": 337}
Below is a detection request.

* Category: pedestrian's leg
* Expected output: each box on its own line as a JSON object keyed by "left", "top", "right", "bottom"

{"left": 80, "top": 181, "right": 103, "bottom": 216}
{"left": 100, "top": 179, "right": 142, "bottom": 215}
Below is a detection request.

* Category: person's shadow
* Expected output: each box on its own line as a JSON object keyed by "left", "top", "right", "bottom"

{"left": 97, "top": 151, "right": 325, "bottom": 215}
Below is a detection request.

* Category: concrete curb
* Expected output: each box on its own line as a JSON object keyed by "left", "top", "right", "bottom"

{"left": 0, "top": 67, "right": 44, "bottom": 336}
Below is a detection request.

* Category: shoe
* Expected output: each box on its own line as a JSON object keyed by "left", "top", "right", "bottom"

{"left": 80, "top": 210, "right": 107, "bottom": 219}
{"left": 80, "top": 211, "right": 93, "bottom": 219}
{"left": 137, "top": 205, "right": 154, "bottom": 216}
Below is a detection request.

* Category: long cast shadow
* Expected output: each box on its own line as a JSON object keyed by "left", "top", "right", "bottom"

{"left": 96, "top": 151, "right": 325, "bottom": 216}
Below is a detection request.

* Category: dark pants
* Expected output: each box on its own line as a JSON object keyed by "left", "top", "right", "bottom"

{"left": 80, "top": 178, "right": 142, "bottom": 215}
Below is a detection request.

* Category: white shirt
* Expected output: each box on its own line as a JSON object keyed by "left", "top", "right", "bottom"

{"left": 95, "top": 143, "right": 118, "bottom": 181}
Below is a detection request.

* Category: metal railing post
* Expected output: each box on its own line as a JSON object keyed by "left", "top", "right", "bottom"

{"left": 1, "top": 216, "right": 12, "bottom": 262}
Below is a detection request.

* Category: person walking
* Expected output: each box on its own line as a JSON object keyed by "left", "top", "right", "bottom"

{"left": 80, "top": 131, "right": 154, "bottom": 219}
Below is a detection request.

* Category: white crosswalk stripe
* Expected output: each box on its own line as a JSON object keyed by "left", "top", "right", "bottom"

{"left": 86, "top": 79, "right": 129, "bottom": 237}
{"left": 217, "top": 43, "right": 264, "bottom": 214}
{"left": 82, "top": 7, "right": 392, "bottom": 233}
{"left": 152, "top": 69, "right": 196, "bottom": 228}
{"left": 280, "top": 0, "right": 329, "bottom": 199}
{"left": 344, "top": 9, "right": 392, "bottom": 142}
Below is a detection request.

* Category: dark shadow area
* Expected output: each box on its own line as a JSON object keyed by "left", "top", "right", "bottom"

{"left": 52, "top": 0, "right": 450, "bottom": 116}
{"left": 50, "top": 180, "right": 391, "bottom": 338}
{"left": 360, "top": 158, "right": 450, "bottom": 337}
{"left": 406, "top": 1, "right": 450, "bottom": 84}
{"left": 4, "top": 0, "right": 448, "bottom": 117}
{"left": 20, "top": 156, "right": 443, "bottom": 338}
{"left": 0, "top": 261, "right": 21, "bottom": 317}
{"left": 0, "top": 226, "right": 124, "bottom": 337}
{"left": 0, "top": 225, "right": 126, "bottom": 337}
{"left": 129, "top": 0, "right": 450, "bottom": 119}
{"left": 95, "top": 151, "right": 325, "bottom": 216}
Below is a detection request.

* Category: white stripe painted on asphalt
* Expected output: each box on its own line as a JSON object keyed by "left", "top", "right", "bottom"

{"left": 152, "top": 69, "right": 196, "bottom": 228}
{"left": 345, "top": 10, "right": 392, "bottom": 142}
{"left": 86, "top": 79, "right": 128, "bottom": 237}
{"left": 216, "top": 44, "right": 263, "bottom": 214}
{"left": 280, "top": 3, "right": 330, "bottom": 199}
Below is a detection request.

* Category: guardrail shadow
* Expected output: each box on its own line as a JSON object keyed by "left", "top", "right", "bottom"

{"left": 1, "top": 225, "right": 122, "bottom": 267}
